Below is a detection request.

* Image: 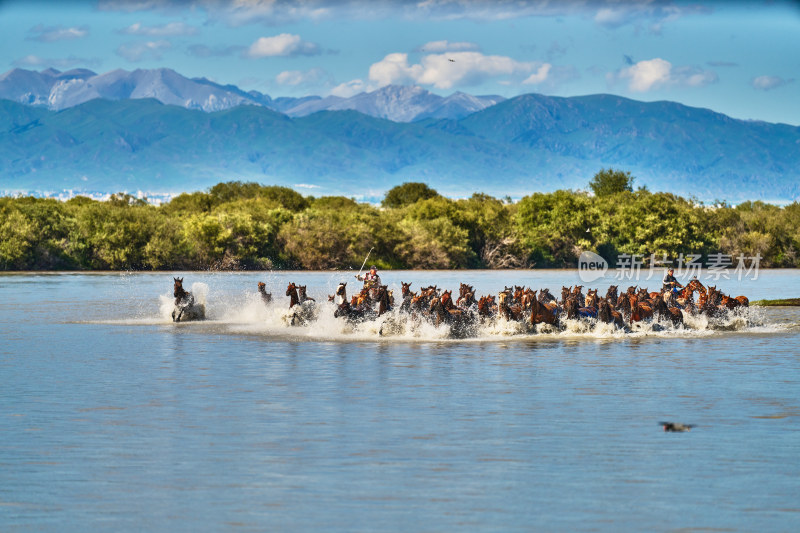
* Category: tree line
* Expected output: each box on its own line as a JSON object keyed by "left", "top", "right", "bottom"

{"left": 1, "top": 170, "right": 798, "bottom": 271}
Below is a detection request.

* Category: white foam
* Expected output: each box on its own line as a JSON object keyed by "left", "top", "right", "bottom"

{"left": 123, "top": 283, "right": 794, "bottom": 342}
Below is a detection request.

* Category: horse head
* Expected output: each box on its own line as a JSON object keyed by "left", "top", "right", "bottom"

{"left": 286, "top": 282, "right": 297, "bottom": 296}
{"left": 173, "top": 277, "right": 186, "bottom": 298}
{"left": 497, "top": 291, "right": 508, "bottom": 306}
{"left": 401, "top": 281, "right": 412, "bottom": 298}
{"left": 606, "top": 285, "right": 618, "bottom": 300}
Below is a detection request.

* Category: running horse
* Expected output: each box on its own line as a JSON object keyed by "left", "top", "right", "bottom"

{"left": 285, "top": 282, "right": 318, "bottom": 326}
{"left": 171, "top": 277, "right": 205, "bottom": 322}
{"left": 653, "top": 291, "right": 684, "bottom": 326}
{"left": 429, "top": 290, "right": 474, "bottom": 337}
{"left": 529, "top": 290, "right": 559, "bottom": 327}
{"left": 597, "top": 298, "right": 625, "bottom": 329}
{"left": 258, "top": 282, "right": 272, "bottom": 304}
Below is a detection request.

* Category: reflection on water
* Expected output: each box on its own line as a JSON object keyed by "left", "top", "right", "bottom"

{"left": 1, "top": 272, "right": 800, "bottom": 531}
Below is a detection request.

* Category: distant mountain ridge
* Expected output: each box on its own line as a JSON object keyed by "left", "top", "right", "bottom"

{"left": 1, "top": 92, "right": 798, "bottom": 202}
{"left": 0, "top": 67, "right": 504, "bottom": 121}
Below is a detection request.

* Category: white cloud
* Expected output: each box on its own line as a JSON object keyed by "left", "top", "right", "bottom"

{"left": 752, "top": 75, "right": 794, "bottom": 91}
{"left": 367, "top": 51, "right": 549, "bottom": 90}
{"left": 13, "top": 54, "right": 102, "bottom": 69}
{"left": 247, "top": 34, "right": 320, "bottom": 58}
{"left": 276, "top": 68, "right": 326, "bottom": 86}
{"left": 418, "top": 40, "right": 479, "bottom": 53}
{"left": 619, "top": 58, "right": 672, "bottom": 92}
{"left": 368, "top": 53, "right": 423, "bottom": 87}
{"left": 594, "top": 7, "right": 629, "bottom": 28}
{"left": 522, "top": 63, "right": 552, "bottom": 85}
{"left": 330, "top": 79, "right": 367, "bottom": 98}
{"left": 27, "top": 24, "right": 89, "bottom": 42}
{"left": 116, "top": 40, "right": 172, "bottom": 62}
{"left": 120, "top": 21, "right": 198, "bottom": 36}
{"left": 616, "top": 58, "right": 718, "bottom": 92}
{"left": 673, "top": 66, "right": 718, "bottom": 87}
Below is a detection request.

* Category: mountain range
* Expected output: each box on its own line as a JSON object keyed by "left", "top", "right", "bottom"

{"left": 0, "top": 67, "right": 504, "bottom": 121}
{"left": 1, "top": 67, "right": 798, "bottom": 202}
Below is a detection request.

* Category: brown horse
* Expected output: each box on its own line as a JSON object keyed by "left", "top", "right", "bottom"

{"left": 628, "top": 294, "right": 653, "bottom": 325}
{"left": 498, "top": 290, "right": 523, "bottom": 321}
{"left": 286, "top": 282, "right": 300, "bottom": 308}
{"left": 430, "top": 290, "right": 474, "bottom": 336}
{"left": 653, "top": 293, "right": 684, "bottom": 326}
{"left": 597, "top": 298, "right": 625, "bottom": 329}
{"left": 258, "top": 282, "right": 272, "bottom": 304}
{"left": 298, "top": 285, "right": 315, "bottom": 304}
{"left": 539, "top": 288, "right": 556, "bottom": 304}
{"left": 529, "top": 290, "right": 559, "bottom": 326}
{"left": 456, "top": 283, "right": 477, "bottom": 308}
{"left": 563, "top": 296, "right": 580, "bottom": 320}
{"left": 605, "top": 285, "right": 619, "bottom": 303}
{"left": 477, "top": 295, "right": 497, "bottom": 319}
{"left": 375, "top": 285, "right": 392, "bottom": 316}
{"left": 172, "top": 277, "right": 205, "bottom": 322}
{"left": 584, "top": 288, "right": 598, "bottom": 309}
{"left": 561, "top": 286, "right": 572, "bottom": 305}
{"left": 572, "top": 285, "right": 586, "bottom": 306}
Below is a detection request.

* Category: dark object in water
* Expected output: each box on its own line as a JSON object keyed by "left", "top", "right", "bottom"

{"left": 660, "top": 421, "right": 696, "bottom": 432}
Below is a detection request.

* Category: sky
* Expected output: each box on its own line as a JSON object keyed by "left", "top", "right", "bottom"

{"left": 1, "top": 0, "right": 798, "bottom": 125}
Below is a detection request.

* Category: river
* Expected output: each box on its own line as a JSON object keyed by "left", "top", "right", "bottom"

{"left": 2, "top": 270, "right": 799, "bottom": 531}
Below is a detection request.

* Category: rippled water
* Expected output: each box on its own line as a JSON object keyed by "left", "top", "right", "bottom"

{"left": 2, "top": 270, "right": 800, "bottom": 531}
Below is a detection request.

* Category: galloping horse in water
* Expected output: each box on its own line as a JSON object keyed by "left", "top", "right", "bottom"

{"left": 529, "top": 290, "right": 559, "bottom": 327}
{"left": 285, "top": 282, "right": 318, "bottom": 326}
{"left": 258, "top": 282, "right": 272, "bottom": 305}
{"left": 172, "top": 277, "right": 205, "bottom": 322}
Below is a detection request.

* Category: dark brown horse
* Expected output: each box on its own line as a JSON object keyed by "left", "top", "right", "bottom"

{"left": 430, "top": 290, "right": 474, "bottom": 337}
{"left": 375, "top": 285, "right": 392, "bottom": 316}
{"left": 605, "top": 285, "right": 619, "bottom": 304}
{"left": 172, "top": 277, "right": 204, "bottom": 322}
{"left": 286, "top": 282, "right": 300, "bottom": 308}
{"left": 653, "top": 292, "right": 684, "bottom": 326}
{"left": 477, "top": 295, "right": 497, "bottom": 319}
{"left": 597, "top": 298, "right": 625, "bottom": 329}
{"left": 298, "top": 285, "right": 315, "bottom": 304}
{"left": 257, "top": 282, "right": 272, "bottom": 304}
{"left": 539, "top": 288, "right": 556, "bottom": 304}
{"left": 498, "top": 290, "right": 523, "bottom": 321}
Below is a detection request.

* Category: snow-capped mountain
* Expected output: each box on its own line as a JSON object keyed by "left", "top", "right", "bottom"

{"left": 0, "top": 67, "right": 505, "bottom": 121}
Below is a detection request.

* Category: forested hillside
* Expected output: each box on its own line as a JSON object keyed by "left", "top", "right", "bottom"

{"left": 1, "top": 176, "right": 798, "bottom": 271}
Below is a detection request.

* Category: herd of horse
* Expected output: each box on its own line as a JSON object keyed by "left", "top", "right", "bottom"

{"left": 172, "top": 276, "right": 750, "bottom": 336}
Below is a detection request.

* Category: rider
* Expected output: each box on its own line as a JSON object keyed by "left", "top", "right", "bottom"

{"left": 662, "top": 267, "right": 683, "bottom": 294}
{"left": 356, "top": 265, "right": 382, "bottom": 297}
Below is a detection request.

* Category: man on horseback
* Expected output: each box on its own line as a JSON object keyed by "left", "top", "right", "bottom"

{"left": 356, "top": 265, "right": 382, "bottom": 298}
{"left": 662, "top": 267, "right": 683, "bottom": 294}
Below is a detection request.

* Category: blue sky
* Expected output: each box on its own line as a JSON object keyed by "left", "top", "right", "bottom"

{"left": 1, "top": 0, "right": 798, "bottom": 125}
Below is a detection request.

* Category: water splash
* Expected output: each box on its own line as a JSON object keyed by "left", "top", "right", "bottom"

{"left": 143, "top": 281, "right": 791, "bottom": 342}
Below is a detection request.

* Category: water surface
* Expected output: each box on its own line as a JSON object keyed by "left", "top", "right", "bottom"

{"left": 2, "top": 270, "right": 799, "bottom": 531}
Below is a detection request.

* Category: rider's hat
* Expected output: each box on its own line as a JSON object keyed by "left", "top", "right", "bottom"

{"left": 370, "top": 265, "right": 377, "bottom": 270}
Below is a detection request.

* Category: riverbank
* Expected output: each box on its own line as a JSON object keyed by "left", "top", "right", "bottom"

{"left": 752, "top": 298, "right": 800, "bottom": 306}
